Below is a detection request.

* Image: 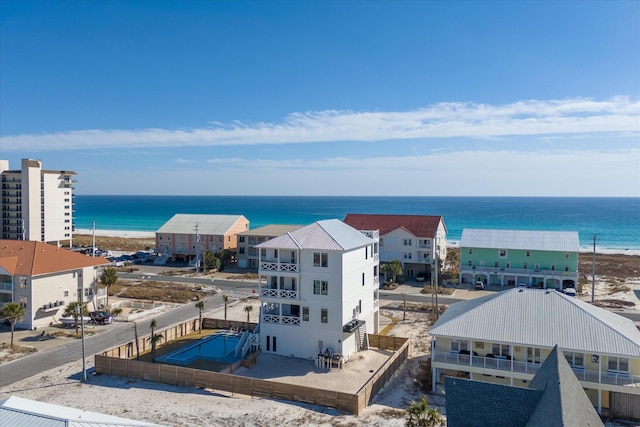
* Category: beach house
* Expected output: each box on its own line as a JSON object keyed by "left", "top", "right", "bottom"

{"left": 459, "top": 228, "right": 579, "bottom": 289}
{"left": 255, "top": 219, "right": 380, "bottom": 363}
{"left": 155, "top": 214, "right": 249, "bottom": 264}
{"left": 0, "top": 158, "right": 76, "bottom": 246}
{"left": 430, "top": 288, "right": 640, "bottom": 419}
{"left": 236, "top": 224, "right": 301, "bottom": 269}
{"left": 0, "top": 240, "right": 109, "bottom": 329}
{"left": 343, "top": 214, "right": 446, "bottom": 280}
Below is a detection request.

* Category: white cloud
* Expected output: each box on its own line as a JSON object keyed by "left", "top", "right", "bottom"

{"left": 2, "top": 97, "right": 638, "bottom": 151}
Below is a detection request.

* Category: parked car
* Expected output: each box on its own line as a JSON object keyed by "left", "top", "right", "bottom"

{"left": 89, "top": 311, "right": 113, "bottom": 325}
{"left": 563, "top": 287, "right": 577, "bottom": 297}
{"left": 474, "top": 281, "right": 485, "bottom": 290}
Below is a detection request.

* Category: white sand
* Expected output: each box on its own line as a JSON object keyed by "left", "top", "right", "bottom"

{"left": 76, "top": 229, "right": 156, "bottom": 238}
{"left": 0, "top": 300, "right": 434, "bottom": 426}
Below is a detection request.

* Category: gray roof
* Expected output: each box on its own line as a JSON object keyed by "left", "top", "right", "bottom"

{"left": 0, "top": 395, "right": 163, "bottom": 426}
{"left": 527, "top": 346, "right": 603, "bottom": 427}
{"left": 256, "top": 219, "right": 373, "bottom": 251}
{"left": 460, "top": 229, "right": 580, "bottom": 252}
{"left": 430, "top": 288, "right": 640, "bottom": 357}
{"left": 445, "top": 376, "right": 542, "bottom": 427}
{"left": 236, "top": 224, "right": 302, "bottom": 237}
{"left": 156, "top": 214, "right": 247, "bottom": 235}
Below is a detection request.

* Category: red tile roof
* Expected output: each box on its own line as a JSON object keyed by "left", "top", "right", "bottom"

{"left": 343, "top": 214, "right": 446, "bottom": 237}
{"left": 0, "top": 240, "right": 109, "bottom": 276}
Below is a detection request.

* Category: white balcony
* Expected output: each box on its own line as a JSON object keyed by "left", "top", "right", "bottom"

{"left": 260, "top": 288, "right": 299, "bottom": 300}
{"left": 261, "top": 314, "right": 301, "bottom": 326}
{"left": 433, "top": 351, "right": 640, "bottom": 388}
{"left": 260, "top": 261, "right": 299, "bottom": 273}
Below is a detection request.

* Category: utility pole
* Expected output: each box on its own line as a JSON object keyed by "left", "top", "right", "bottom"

{"left": 194, "top": 223, "right": 200, "bottom": 273}
{"left": 591, "top": 235, "right": 596, "bottom": 303}
{"left": 92, "top": 220, "right": 96, "bottom": 257}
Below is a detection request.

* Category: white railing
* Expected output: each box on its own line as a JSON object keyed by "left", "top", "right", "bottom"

{"left": 260, "top": 288, "right": 299, "bottom": 299}
{"left": 0, "top": 281, "right": 12, "bottom": 292}
{"left": 261, "top": 314, "right": 301, "bottom": 326}
{"left": 433, "top": 351, "right": 640, "bottom": 387}
{"left": 360, "top": 230, "right": 379, "bottom": 239}
{"left": 461, "top": 265, "right": 576, "bottom": 278}
{"left": 259, "top": 262, "right": 299, "bottom": 272}
{"left": 373, "top": 276, "right": 379, "bottom": 285}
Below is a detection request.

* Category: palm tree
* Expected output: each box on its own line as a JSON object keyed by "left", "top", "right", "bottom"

{"left": 222, "top": 294, "right": 229, "bottom": 320}
{"left": 244, "top": 304, "right": 253, "bottom": 323}
{"left": 64, "top": 301, "right": 87, "bottom": 334}
{"left": 406, "top": 395, "right": 443, "bottom": 427}
{"left": 0, "top": 302, "right": 25, "bottom": 348}
{"left": 195, "top": 300, "right": 205, "bottom": 333}
{"left": 381, "top": 260, "right": 403, "bottom": 284}
{"left": 100, "top": 266, "right": 118, "bottom": 308}
{"left": 149, "top": 318, "right": 163, "bottom": 362}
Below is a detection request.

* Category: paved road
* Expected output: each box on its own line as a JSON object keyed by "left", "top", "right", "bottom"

{"left": 0, "top": 293, "right": 233, "bottom": 388}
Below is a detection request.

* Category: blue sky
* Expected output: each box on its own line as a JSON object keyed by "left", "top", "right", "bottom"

{"left": 1, "top": 0, "right": 639, "bottom": 196}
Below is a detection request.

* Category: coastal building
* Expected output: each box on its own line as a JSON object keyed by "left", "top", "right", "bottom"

{"left": 343, "top": 214, "right": 446, "bottom": 280}
{"left": 256, "top": 219, "right": 380, "bottom": 363}
{"left": 459, "top": 228, "right": 579, "bottom": 289}
{"left": 155, "top": 214, "right": 249, "bottom": 263}
{"left": 0, "top": 158, "right": 76, "bottom": 246}
{"left": 445, "top": 346, "right": 604, "bottom": 427}
{"left": 236, "top": 224, "right": 302, "bottom": 269}
{"left": 0, "top": 396, "right": 163, "bottom": 426}
{"left": 430, "top": 288, "right": 640, "bottom": 419}
{"left": 0, "top": 239, "right": 109, "bottom": 329}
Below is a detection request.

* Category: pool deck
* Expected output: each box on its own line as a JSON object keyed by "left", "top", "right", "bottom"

{"left": 231, "top": 348, "right": 395, "bottom": 394}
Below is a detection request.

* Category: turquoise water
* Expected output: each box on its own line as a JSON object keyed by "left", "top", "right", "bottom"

{"left": 157, "top": 332, "right": 241, "bottom": 365}
{"left": 74, "top": 196, "right": 640, "bottom": 251}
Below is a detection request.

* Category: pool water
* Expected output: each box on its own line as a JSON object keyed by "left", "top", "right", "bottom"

{"left": 157, "top": 332, "right": 242, "bottom": 366}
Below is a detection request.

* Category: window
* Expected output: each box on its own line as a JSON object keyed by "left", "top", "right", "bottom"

{"left": 19, "top": 278, "right": 27, "bottom": 288}
{"left": 239, "top": 247, "right": 245, "bottom": 254}
{"left": 565, "top": 252, "right": 570, "bottom": 259}
{"left": 19, "top": 296, "right": 27, "bottom": 309}
{"left": 527, "top": 347, "right": 541, "bottom": 363}
{"left": 499, "top": 249, "right": 507, "bottom": 258}
{"left": 239, "top": 236, "right": 245, "bottom": 243}
{"left": 63, "top": 290, "right": 69, "bottom": 297}
{"left": 523, "top": 263, "right": 528, "bottom": 269}
{"left": 273, "top": 249, "right": 278, "bottom": 258}
{"left": 321, "top": 308, "right": 328, "bottom": 323}
{"left": 379, "top": 238, "right": 384, "bottom": 247}
{"left": 468, "top": 260, "right": 472, "bottom": 266}
{"left": 564, "top": 351, "right": 584, "bottom": 368}
{"left": 451, "top": 340, "right": 468, "bottom": 353}
{"left": 403, "top": 252, "right": 412, "bottom": 260}
{"left": 494, "top": 261, "right": 499, "bottom": 268}
{"left": 564, "top": 265, "right": 569, "bottom": 272}
{"left": 492, "top": 343, "right": 509, "bottom": 357}
{"left": 506, "top": 263, "right": 510, "bottom": 268}
{"left": 526, "top": 251, "right": 531, "bottom": 257}
{"left": 403, "top": 239, "right": 412, "bottom": 246}
{"left": 362, "top": 272, "right": 365, "bottom": 286}
{"left": 314, "top": 280, "right": 328, "bottom": 295}
{"left": 313, "top": 252, "right": 328, "bottom": 267}
{"left": 260, "top": 248, "right": 266, "bottom": 258}
{"left": 468, "top": 248, "right": 473, "bottom": 255}
{"left": 607, "top": 357, "right": 629, "bottom": 373}
{"left": 551, "top": 265, "right": 556, "bottom": 271}
{"left": 535, "top": 263, "right": 540, "bottom": 270}
{"left": 302, "top": 307, "right": 309, "bottom": 321}
{"left": 365, "top": 246, "right": 368, "bottom": 259}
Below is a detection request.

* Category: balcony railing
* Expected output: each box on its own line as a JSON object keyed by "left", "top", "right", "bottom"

{"left": 0, "top": 281, "right": 13, "bottom": 292}
{"left": 260, "top": 288, "right": 299, "bottom": 300}
{"left": 260, "top": 261, "right": 299, "bottom": 272}
{"left": 433, "top": 351, "right": 640, "bottom": 387}
{"left": 261, "top": 314, "right": 301, "bottom": 326}
{"left": 360, "top": 230, "right": 379, "bottom": 239}
{"left": 461, "top": 265, "right": 576, "bottom": 277}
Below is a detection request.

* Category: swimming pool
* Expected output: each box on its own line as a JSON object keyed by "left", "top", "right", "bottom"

{"left": 157, "top": 332, "right": 242, "bottom": 366}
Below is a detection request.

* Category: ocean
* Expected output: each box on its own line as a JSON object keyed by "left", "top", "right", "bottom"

{"left": 74, "top": 196, "right": 640, "bottom": 251}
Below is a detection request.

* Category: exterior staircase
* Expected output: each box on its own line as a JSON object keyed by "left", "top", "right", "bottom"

{"left": 356, "top": 323, "right": 369, "bottom": 350}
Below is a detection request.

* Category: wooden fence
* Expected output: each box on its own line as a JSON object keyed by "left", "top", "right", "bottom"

{"left": 95, "top": 320, "right": 409, "bottom": 415}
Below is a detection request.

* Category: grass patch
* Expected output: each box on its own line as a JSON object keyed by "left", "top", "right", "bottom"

{"left": 110, "top": 280, "right": 206, "bottom": 303}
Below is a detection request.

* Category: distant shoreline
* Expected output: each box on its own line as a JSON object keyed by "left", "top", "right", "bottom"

{"left": 75, "top": 229, "right": 640, "bottom": 256}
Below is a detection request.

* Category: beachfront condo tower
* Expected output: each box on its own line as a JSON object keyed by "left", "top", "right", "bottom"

{"left": 1, "top": 159, "right": 76, "bottom": 247}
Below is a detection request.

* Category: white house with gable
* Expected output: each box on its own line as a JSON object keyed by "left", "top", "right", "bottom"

{"left": 256, "top": 219, "right": 380, "bottom": 363}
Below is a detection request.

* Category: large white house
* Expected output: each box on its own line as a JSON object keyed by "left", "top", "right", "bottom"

{"left": 343, "top": 214, "right": 446, "bottom": 280}
{"left": 1, "top": 159, "right": 76, "bottom": 246}
{"left": 256, "top": 219, "right": 380, "bottom": 363}
{"left": 0, "top": 240, "right": 109, "bottom": 329}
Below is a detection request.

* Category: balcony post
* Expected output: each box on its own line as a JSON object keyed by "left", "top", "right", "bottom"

{"left": 598, "top": 357, "right": 602, "bottom": 414}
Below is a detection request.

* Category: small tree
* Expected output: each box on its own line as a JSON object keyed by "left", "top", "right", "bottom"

{"left": 149, "top": 319, "right": 163, "bottom": 362}
{"left": 244, "top": 304, "right": 253, "bottom": 323}
{"left": 100, "top": 267, "right": 118, "bottom": 308}
{"left": 406, "top": 395, "right": 443, "bottom": 427}
{"left": 222, "top": 294, "right": 229, "bottom": 320}
{"left": 64, "top": 301, "right": 88, "bottom": 334}
{"left": 203, "top": 250, "right": 220, "bottom": 272}
{"left": 195, "top": 300, "right": 205, "bottom": 333}
{"left": 0, "top": 302, "right": 25, "bottom": 348}
{"left": 381, "top": 260, "right": 403, "bottom": 284}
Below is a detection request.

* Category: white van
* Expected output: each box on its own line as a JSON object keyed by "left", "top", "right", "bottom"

{"left": 563, "top": 288, "right": 577, "bottom": 297}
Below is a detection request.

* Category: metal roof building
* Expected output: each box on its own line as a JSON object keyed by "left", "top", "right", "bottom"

{"left": 256, "top": 219, "right": 373, "bottom": 251}
{"left": 460, "top": 229, "right": 580, "bottom": 252}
